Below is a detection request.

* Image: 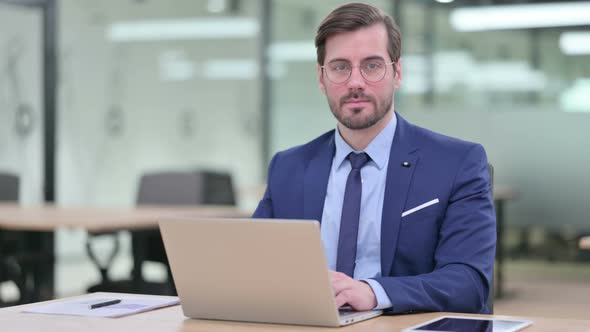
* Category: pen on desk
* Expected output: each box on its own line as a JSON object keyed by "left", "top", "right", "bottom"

{"left": 89, "top": 299, "right": 121, "bottom": 309}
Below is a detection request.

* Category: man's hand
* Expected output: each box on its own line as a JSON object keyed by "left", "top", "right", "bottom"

{"left": 329, "top": 270, "right": 377, "bottom": 311}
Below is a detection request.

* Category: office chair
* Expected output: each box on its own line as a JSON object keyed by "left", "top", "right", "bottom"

{"left": 86, "top": 170, "right": 236, "bottom": 295}
{"left": 131, "top": 170, "right": 236, "bottom": 295}
{"left": 0, "top": 173, "right": 27, "bottom": 306}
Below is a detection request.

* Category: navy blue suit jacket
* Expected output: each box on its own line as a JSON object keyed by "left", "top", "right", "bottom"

{"left": 253, "top": 114, "right": 496, "bottom": 314}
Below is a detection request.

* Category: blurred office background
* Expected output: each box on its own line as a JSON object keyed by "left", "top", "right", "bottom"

{"left": 1, "top": 0, "right": 589, "bottom": 317}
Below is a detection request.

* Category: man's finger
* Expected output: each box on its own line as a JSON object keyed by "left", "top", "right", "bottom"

{"left": 330, "top": 272, "right": 353, "bottom": 293}
{"left": 329, "top": 270, "right": 354, "bottom": 284}
{"left": 334, "top": 290, "right": 350, "bottom": 308}
{"left": 328, "top": 270, "right": 345, "bottom": 281}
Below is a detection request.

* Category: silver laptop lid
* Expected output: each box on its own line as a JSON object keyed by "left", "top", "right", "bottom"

{"left": 159, "top": 218, "right": 343, "bottom": 327}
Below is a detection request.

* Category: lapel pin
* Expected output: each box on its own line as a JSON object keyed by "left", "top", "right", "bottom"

{"left": 402, "top": 161, "right": 411, "bottom": 167}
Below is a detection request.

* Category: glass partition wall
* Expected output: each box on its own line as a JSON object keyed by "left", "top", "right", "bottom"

{"left": 0, "top": 1, "right": 46, "bottom": 302}
{"left": 397, "top": 1, "right": 590, "bottom": 236}
{"left": 58, "top": 0, "right": 263, "bottom": 208}
{"left": 0, "top": 2, "right": 44, "bottom": 205}
{"left": 55, "top": 0, "right": 264, "bottom": 296}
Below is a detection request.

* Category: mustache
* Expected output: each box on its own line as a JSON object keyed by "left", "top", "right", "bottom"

{"left": 339, "top": 92, "right": 375, "bottom": 105}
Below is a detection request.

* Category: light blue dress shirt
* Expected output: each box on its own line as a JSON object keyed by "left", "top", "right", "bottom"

{"left": 320, "top": 112, "right": 397, "bottom": 310}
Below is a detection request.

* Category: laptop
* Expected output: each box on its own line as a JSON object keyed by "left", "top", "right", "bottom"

{"left": 159, "top": 218, "right": 383, "bottom": 327}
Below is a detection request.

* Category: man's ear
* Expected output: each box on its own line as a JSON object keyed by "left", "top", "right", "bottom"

{"left": 393, "top": 58, "right": 402, "bottom": 89}
{"left": 318, "top": 64, "right": 326, "bottom": 94}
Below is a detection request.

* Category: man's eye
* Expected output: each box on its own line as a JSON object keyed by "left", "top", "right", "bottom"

{"left": 365, "top": 62, "right": 381, "bottom": 71}
{"left": 332, "top": 63, "right": 349, "bottom": 71}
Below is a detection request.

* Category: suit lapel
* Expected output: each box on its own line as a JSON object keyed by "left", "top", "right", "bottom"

{"left": 303, "top": 134, "right": 336, "bottom": 223}
{"left": 381, "top": 114, "right": 420, "bottom": 276}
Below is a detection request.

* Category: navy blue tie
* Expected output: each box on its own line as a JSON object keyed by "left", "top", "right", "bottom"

{"left": 336, "top": 152, "right": 370, "bottom": 277}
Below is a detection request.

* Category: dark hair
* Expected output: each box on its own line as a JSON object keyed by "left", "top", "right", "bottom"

{"left": 315, "top": 3, "right": 402, "bottom": 65}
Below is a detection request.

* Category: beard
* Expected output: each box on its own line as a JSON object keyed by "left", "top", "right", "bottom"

{"left": 327, "top": 91, "right": 392, "bottom": 130}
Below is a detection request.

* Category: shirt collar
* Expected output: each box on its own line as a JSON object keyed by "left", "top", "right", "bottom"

{"left": 334, "top": 112, "right": 397, "bottom": 170}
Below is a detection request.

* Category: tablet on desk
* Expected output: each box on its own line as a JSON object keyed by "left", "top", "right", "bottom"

{"left": 403, "top": 316, "right": 532, "bottom": 332}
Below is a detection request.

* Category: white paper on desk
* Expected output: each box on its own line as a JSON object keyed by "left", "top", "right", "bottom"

{"left": 22, "top": 294, "right": 180, "bottom": 318}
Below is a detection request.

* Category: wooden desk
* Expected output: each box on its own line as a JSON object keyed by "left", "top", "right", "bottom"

{"left": 1, "top": 293, "right": 589, "bottom": 332}
{"left": 0, "top": 203, "right": 248, "bottom": 232}
{"left": 0, "top": 204, "right": 249, "bottom": 302}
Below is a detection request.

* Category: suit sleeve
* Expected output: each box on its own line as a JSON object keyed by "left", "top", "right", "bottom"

{"left": 252, "top": 153, "right": 279, "bottom": 218}
{"left": 374, "top": 144, "right": 496, "bottom": 314}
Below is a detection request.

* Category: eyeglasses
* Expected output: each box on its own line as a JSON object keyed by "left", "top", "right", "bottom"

{"left": 321, "top": 59, "right": 395, "bottom": 84}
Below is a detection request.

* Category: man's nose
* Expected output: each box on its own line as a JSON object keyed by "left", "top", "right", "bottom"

{"left": 346, "top": 67, "right": 366, "bottom": 91}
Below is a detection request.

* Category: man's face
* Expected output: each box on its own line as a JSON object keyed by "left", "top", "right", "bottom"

{"left": 318, "top": 23, "right": 402, "bottom": 130}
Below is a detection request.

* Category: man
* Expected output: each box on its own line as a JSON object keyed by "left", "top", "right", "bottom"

{"left": 253, "top": 3, "right": 495, "bottom": 315}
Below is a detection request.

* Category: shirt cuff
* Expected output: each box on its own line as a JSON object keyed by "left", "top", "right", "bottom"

{"left": 362, "top": 278, "right": 393, "bottom": 310}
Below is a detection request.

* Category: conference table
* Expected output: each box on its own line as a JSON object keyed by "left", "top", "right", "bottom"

{"left": 0, "top": 203, "right": 247, "bottom": 232}
{"left": 0, "top": 203, "right": 249, "bottom": 302}
{"left": 1, "top": 293, "right": 589, "bottom": 332}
